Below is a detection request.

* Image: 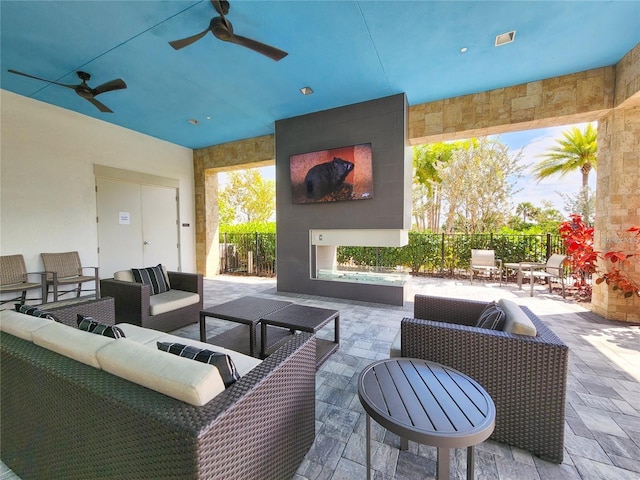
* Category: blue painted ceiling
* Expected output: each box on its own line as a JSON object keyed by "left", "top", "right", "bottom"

{"left": 1, "top": 1, "right": 638, "bottom": 149}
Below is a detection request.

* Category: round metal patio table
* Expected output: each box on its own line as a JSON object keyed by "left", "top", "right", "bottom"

{"left": 358, "top": 358, "right": 495, "bottom": 480}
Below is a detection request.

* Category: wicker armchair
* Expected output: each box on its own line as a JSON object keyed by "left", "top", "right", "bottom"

{"left": 100, "top": 271, "right": 203, "bottom": 332}
{"left": 0, "top": 254, "right": 47, "bottom": 306}
{"left": 399, "top": 294, "right": 568, "bottom": 463}
{"left": 41, "top": 251, "right": 99, "bottom": 302}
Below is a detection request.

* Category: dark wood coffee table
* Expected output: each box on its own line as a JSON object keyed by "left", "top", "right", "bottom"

{"left": 199, "top": 296, "right": 292, "bottom": 357}
{"left": 358, "top": 358, "right": 495, "bottom": 480}
{"left": 260, "top": 304, "right": 339, "bottom": 368}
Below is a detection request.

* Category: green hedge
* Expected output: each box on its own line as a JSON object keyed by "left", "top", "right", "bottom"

{"left": 220, "top": 231, "right": 562, "bottom": 276}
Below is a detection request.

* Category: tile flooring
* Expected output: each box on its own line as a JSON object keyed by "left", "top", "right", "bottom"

{"left": 3, "top": 274, "right": 639, "bottom": 479}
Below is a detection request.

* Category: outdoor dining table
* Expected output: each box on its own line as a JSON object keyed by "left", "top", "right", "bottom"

{"left": 504, "top": 261, "right": 546, "bottom": 289}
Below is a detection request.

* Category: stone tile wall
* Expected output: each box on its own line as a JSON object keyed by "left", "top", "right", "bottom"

{"left": 592, "top": 104, "right": 640, "bottom": 322}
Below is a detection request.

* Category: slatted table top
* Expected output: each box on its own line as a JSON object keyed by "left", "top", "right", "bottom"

{"left": 358, "top": 358, "right": 495, "bottom": 449}
{"left": 200, "top": 296, "right": 292, "bottom": 326}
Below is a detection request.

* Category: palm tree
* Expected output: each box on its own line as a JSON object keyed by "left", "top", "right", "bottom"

{"left": 515, "top": 202, "right": 539, "bottom": 223}
{"left": 532, "top": 123, "right": 597, "bottom": 188}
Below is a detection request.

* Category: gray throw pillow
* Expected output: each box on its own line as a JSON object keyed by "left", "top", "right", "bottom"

{"left": 475, "top": 301, "right": 506, "bottom": 330}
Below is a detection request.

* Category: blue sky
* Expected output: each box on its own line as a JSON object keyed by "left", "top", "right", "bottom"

{"left": 497, "top": 122, "right": 596, "bottom": 214}
{"left": 219, "top": 122, "right": 596, "bottom": 216}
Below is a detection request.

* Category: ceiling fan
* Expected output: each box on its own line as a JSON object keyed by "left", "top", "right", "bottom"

{"left": 169, "top": 0, "right": 288, "bottom": 61}
{"left": 7, "top": 69, "right": 127, "bottom": 113}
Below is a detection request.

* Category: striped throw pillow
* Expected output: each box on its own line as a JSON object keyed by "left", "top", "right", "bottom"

{"left": 157, "top": 342, "right": 240, "bottom": 388}
{"left": 131, "top": 264, "right": 170, "bottom": 295}
{"left": 15, "top": 304, "right": 59, "bottom": 322}
{"left": 475, "top": 301, "right": 506, "bottom": 330}
{"left": 77, "top": 314, "right": 125, "bottom": 339}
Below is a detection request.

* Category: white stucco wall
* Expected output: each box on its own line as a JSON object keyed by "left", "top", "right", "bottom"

{"left": 0, "top": 90, "right": 195, "bottom": 283}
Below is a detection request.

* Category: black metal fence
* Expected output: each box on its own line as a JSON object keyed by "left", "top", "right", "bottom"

{"left": 219, "top": 232, "right": 276, "bottom": 276}
{"left": 220, "top": 232, "right": 563, "bottom": 277}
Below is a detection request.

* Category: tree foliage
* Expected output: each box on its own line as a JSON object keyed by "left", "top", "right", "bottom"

{"left": 438, "top": 137, "right": 525, "bottom": 233}
{"left": 412, "top": 140, "right": 476, "bottom": 231}
{"left": 218, "top": 169, "right": 275, "bottom": 225}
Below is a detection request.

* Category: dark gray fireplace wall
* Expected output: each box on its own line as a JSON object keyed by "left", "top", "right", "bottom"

{"left": 274, "top": 94, "right": 411, "bottom": 304}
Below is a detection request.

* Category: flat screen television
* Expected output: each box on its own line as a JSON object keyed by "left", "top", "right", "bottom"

{"left": 290, "top": 143, "right": 373, "bottom": 204}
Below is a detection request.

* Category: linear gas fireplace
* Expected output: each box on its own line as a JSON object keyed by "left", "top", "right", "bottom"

{"left": 309, "top": 229, "right": 410, "bottom": 300}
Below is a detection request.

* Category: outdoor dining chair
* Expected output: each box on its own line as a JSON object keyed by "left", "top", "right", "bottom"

{"left": 41, "top": 251, "right": 100, "bottom": 302}
{"left": 0, "top": 254, "right": 47, "bottom": 306}
{"left": 470, "top": 249, "right": 503, "bottom": 285}
{"left": 520, "top": 254, "right": 568, "bottom": 297}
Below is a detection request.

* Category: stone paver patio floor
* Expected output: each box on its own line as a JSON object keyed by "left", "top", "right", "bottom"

{"left": 2, "top": 274, "right": 639, "bottom": 480}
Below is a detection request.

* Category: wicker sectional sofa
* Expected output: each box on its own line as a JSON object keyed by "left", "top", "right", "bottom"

{"left": 0, "top": 299, "right": 316, "bottom": 479}
{"left": 392, "top": 294, "right": 569, "bottom": 463}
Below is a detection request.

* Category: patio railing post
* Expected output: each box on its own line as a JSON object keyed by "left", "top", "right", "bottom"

{"left": 440, "top": 232, "right": 445, "bottom": 275}
{"left": 546, "top": 233, "right": 552, "bottom": 260}
{"left": 223, "top": 233, "right": 228, "bottom": 273}
{"left": 255, "top": 232, "right": 260, "bottom": 276}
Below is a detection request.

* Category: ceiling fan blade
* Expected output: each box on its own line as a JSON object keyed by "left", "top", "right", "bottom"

{"left": 7, "top": 69, "right": 76, "bottom": 89}
{"left": 93, "top": 79, "right": 127, "bottom": 96}
{"left": 85, "top": 96, "right": 113, "bottom": 113}
{"left": 226, "top": 34, "right": 288, "bottom": 61}
{"left": 169, "top": 28, "right": 210, "bottom": 50}
{"left": 211, "top": 0, "right": 231, "bottom": 29}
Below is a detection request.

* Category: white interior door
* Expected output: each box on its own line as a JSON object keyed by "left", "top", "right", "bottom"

{"left": 141, "top": 184, "right": 179, "bottom": 271}
{"left": 96, "top": 177, "right": 144, "bottom": 278}
{"left": 96, "top": 177, "right": 180, "bottom": 277}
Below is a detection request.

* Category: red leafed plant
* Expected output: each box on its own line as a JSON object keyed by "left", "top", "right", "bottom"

{"left": 558, "top": 214, "right": 598, "bottom": 295}
{"left": 596, "top": 226, "right": 640, "bottom": 298}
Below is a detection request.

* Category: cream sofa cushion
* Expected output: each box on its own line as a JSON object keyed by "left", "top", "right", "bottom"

{"left": 116, "top": 323, "right": 167, "bottom": 344}
{"left": 0, "top": 309, "right": 52, "bottom": 341}
{"left": 149, "top": 289, "right": 200, "bottom": 316}
{"left": 31, "top": 322, "right": 114, "bottom": 368}
{"left": 114, "top": 269, "right": 135, "bottom": 282}
{"left": 96, "top": 338, "right": 225, "bottom": 406}
{"left": 498, "top": 298, "right": 537, "bottom": 336}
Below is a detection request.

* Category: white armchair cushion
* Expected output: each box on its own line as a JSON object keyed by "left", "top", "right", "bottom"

{"left": 149, "top": 289, "right": 200, "bottom": 316}
{"left": 498, "top": 298, "right": 537, "bottom": 336}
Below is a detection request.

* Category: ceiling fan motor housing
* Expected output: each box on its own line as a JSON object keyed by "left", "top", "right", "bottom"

{"left": 211, "top": 16, "right": 233, "bottom": 41}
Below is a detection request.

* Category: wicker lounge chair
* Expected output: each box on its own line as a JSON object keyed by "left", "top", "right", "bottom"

{"left": 41, "top": 251, "right": 100, "bottom": 302}
{"left": 100, "top": 271, "right": 203, "bottom": 332}
{"left": 0, "top": 254, "right": 47, "bottom": 306}
{"left": 398, "top": 294, "right": 568, "bottom": 463}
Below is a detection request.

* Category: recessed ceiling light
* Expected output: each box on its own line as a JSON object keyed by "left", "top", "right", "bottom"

{"left": 495, "top": 30, "right": 516, "bottom": 46}
{"left": 188, "top": 119, "right": 199, "bottom": 125}
{"left": 299, "top": 86, "right": 314, "bottom": 95}
{"left": 460, "top": 47, "right": 468, "bottom": 53}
